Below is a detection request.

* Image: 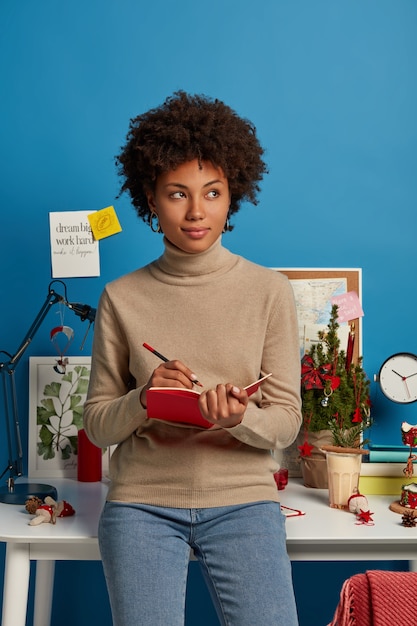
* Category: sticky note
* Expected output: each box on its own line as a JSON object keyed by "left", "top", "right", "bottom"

{"left": 88, "top": 205, "right": 122, "bottom": 240}
{"left": 331, "top": 291, "right": 364, "bottom": 323}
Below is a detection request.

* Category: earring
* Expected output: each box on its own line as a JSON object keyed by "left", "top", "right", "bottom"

{"left": 149, "top": 211, "right": 161, "bottom": 233}
{"left": 222, "top": 217, "right": 230, "bottom": 233}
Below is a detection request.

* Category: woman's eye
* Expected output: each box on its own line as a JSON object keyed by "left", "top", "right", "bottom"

{"left": 207, "top": 190, "right": 219, "bottom": 199}
{"left": 170, "top": 191, "right": 185, "bottom": 199}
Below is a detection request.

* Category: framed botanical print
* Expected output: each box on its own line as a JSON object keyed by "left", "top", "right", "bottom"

{"left": 28, "top": 356, "right": 92, "bottom": 478}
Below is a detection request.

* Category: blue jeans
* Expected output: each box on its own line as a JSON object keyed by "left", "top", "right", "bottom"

{"left": 98, "top": 500, "right": 298, "bottom": 626}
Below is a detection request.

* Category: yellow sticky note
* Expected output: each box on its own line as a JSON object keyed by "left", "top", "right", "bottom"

{"left": 88, "top": 206, "right": 122, "bottom": 240}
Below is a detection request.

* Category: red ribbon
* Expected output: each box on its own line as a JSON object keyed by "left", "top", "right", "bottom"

{"left": 301, "top": 355, "right": 333, "bottom": 390}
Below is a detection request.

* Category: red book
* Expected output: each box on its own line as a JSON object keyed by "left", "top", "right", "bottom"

{"left": 146, "top": 373, "right": 272, "bottom": 428}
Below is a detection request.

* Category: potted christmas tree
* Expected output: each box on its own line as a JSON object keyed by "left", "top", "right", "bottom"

{"left": 298, "top": 304, "right": 372, "bottom": 491}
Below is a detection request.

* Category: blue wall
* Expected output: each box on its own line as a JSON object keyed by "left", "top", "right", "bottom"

{"left": 0, "top": 2, "right": 416, "bottom": 625}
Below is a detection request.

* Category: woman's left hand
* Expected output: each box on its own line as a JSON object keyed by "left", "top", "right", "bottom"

{"left": 198, "top": 384, "right": 248, "bottom": 428}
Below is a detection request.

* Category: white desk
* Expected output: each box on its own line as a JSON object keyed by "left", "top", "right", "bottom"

{"left": 1, "top": 479, "right": 106, "bottom": 626}
{"left": 1, "top": 478, "right": 415, "bottom": 626}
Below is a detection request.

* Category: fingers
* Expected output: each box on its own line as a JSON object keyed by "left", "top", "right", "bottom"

{"left": 140, "top": 360, "right": 196, "bottom": 408}
{"left": 198, "top": 384, "right": 248, "bottom": 427}
{"left": 150, "top": 360, "right": 197, "bottom": 389}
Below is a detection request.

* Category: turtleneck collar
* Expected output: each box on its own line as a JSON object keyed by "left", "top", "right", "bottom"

{"left": 148, "top": 236, "right": 238, "bottom": 284}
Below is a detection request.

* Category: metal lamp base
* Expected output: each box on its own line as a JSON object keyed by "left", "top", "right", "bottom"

{"left": 0, "top": 482, "right": 58, "bottom": 505}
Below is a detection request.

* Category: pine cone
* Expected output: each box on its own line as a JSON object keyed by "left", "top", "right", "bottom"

{"left": 401, "top": 510, "right": 417, "bottom": 527}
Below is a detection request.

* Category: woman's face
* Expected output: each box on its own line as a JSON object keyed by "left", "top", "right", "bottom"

{"left": 146, "top": 159, "right": 231, "bottom": 254}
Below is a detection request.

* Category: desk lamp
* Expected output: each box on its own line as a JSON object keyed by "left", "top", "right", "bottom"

{"left": 0, "top": 280, "right": 96, "bottom": 504}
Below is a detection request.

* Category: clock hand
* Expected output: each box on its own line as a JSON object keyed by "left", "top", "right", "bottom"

{"left": 392, "top": 369, "right": 405, "bottom": 379}
{"left": 391, "top": 369, "right": 413, "bottom": 398}
{"left": 405, "top": 372, "right": 417, "bottom": 380}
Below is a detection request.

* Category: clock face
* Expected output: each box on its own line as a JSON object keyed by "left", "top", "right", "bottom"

{"left": 379, "top": 353, "right": 417, "bottom": 404}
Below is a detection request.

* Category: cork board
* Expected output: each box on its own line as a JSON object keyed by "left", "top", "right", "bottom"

{"left": 274, "top": 268, "right": 362, "bottom": 364}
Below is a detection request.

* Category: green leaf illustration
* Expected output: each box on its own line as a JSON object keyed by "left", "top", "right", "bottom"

{"left": 36, "top": 364, "right": 91, "bottom": 463}
{"left": 43, "top": 381, "right": 62, "bottom": 398}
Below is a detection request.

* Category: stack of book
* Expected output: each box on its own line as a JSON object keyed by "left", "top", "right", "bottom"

{"left": 368, "top": 444, "right": 414, "bottom": 463}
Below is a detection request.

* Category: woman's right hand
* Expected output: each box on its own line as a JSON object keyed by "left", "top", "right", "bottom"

{"left": 139, "top": 360, "right": 200, "bottom": 408}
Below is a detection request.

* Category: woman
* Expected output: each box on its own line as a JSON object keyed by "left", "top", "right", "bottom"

{"left": 84, "top": 91, "right": 301, "bottom": 626}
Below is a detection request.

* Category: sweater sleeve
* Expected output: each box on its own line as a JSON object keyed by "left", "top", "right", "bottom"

{"left": 226, "top": 277, "right": 302, "bottom": 450}
{"left": 83, "top": 289, "right": 147, "bottom": 448}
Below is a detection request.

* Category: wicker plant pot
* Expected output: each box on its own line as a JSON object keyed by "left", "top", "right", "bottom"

{"left": 297, "top": 429, "right": 334, "bottom": 489}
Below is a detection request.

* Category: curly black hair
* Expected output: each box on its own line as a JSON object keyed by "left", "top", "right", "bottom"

{"left": 115, "top": 91, "right": 268, "bottom": 225}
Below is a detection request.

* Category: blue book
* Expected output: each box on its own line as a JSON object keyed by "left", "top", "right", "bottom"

{"left": 368, "top": 444, "right": 414, "bottom": 463}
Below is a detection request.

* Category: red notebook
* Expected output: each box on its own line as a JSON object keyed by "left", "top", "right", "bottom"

{"left": 146, "top": 373, "right": 272, "bottom": 428}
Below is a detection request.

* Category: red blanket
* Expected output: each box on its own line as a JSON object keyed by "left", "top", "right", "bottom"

{"left": 328, "top": 570, "right": 417, "bottom": 626}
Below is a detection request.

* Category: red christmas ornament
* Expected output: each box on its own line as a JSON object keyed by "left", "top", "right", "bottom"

{"left": 323, "top": 375, "right": 341, "bottom": 391}
{"left": 298, "top": 440, "right": 314, "bottom": 457}
{"left": 401, "top": 422, "right": 417, "bottom": 448}
{"left": 348, "top": 492, "right": 374, "bottom": 525}
{"left": 348, "top": 492, "right": 369, "bottom": 514}
{"left": 356, "top": 509, "right": 374, "bottom": 525}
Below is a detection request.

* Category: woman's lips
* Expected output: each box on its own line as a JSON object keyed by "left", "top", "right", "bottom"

{"left": 182, "top": 228, "right": 210, "bottom": 239}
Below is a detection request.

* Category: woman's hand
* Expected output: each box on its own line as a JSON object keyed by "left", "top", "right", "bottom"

{"left": 198, "top": 384, "right": 248, "bottom": 429}
{"left": 140, "top": 360, "right": 199, "bottom": 408}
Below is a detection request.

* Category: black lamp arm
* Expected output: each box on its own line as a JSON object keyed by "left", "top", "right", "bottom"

{"left": 0, "top": 280, "right": 96, "bottom": 489}
{"left": 7, "top": 287, "right": 64, "bottom": 372}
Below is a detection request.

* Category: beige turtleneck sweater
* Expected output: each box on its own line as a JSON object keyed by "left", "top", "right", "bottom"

{"left": 83, "top": 237, "right": 301, "bottom": 507}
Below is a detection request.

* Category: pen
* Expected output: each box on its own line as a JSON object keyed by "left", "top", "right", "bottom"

{"left": 142, "top": 342, "right": 203, "bottom": 387}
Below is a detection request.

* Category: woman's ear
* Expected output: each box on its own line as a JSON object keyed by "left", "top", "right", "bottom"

{"left": 146, "top": 190, "right": 156, "bottom": 212}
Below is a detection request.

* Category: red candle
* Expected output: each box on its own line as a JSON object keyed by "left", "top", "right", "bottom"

{"left": 274, "top": 468, "right": 289, "bottom": 490}
{"left": 345, "top": 323, "right": 355, "bottom": 371}
{"left": 77, "top": 428, "right": 102, "bottom": 482}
